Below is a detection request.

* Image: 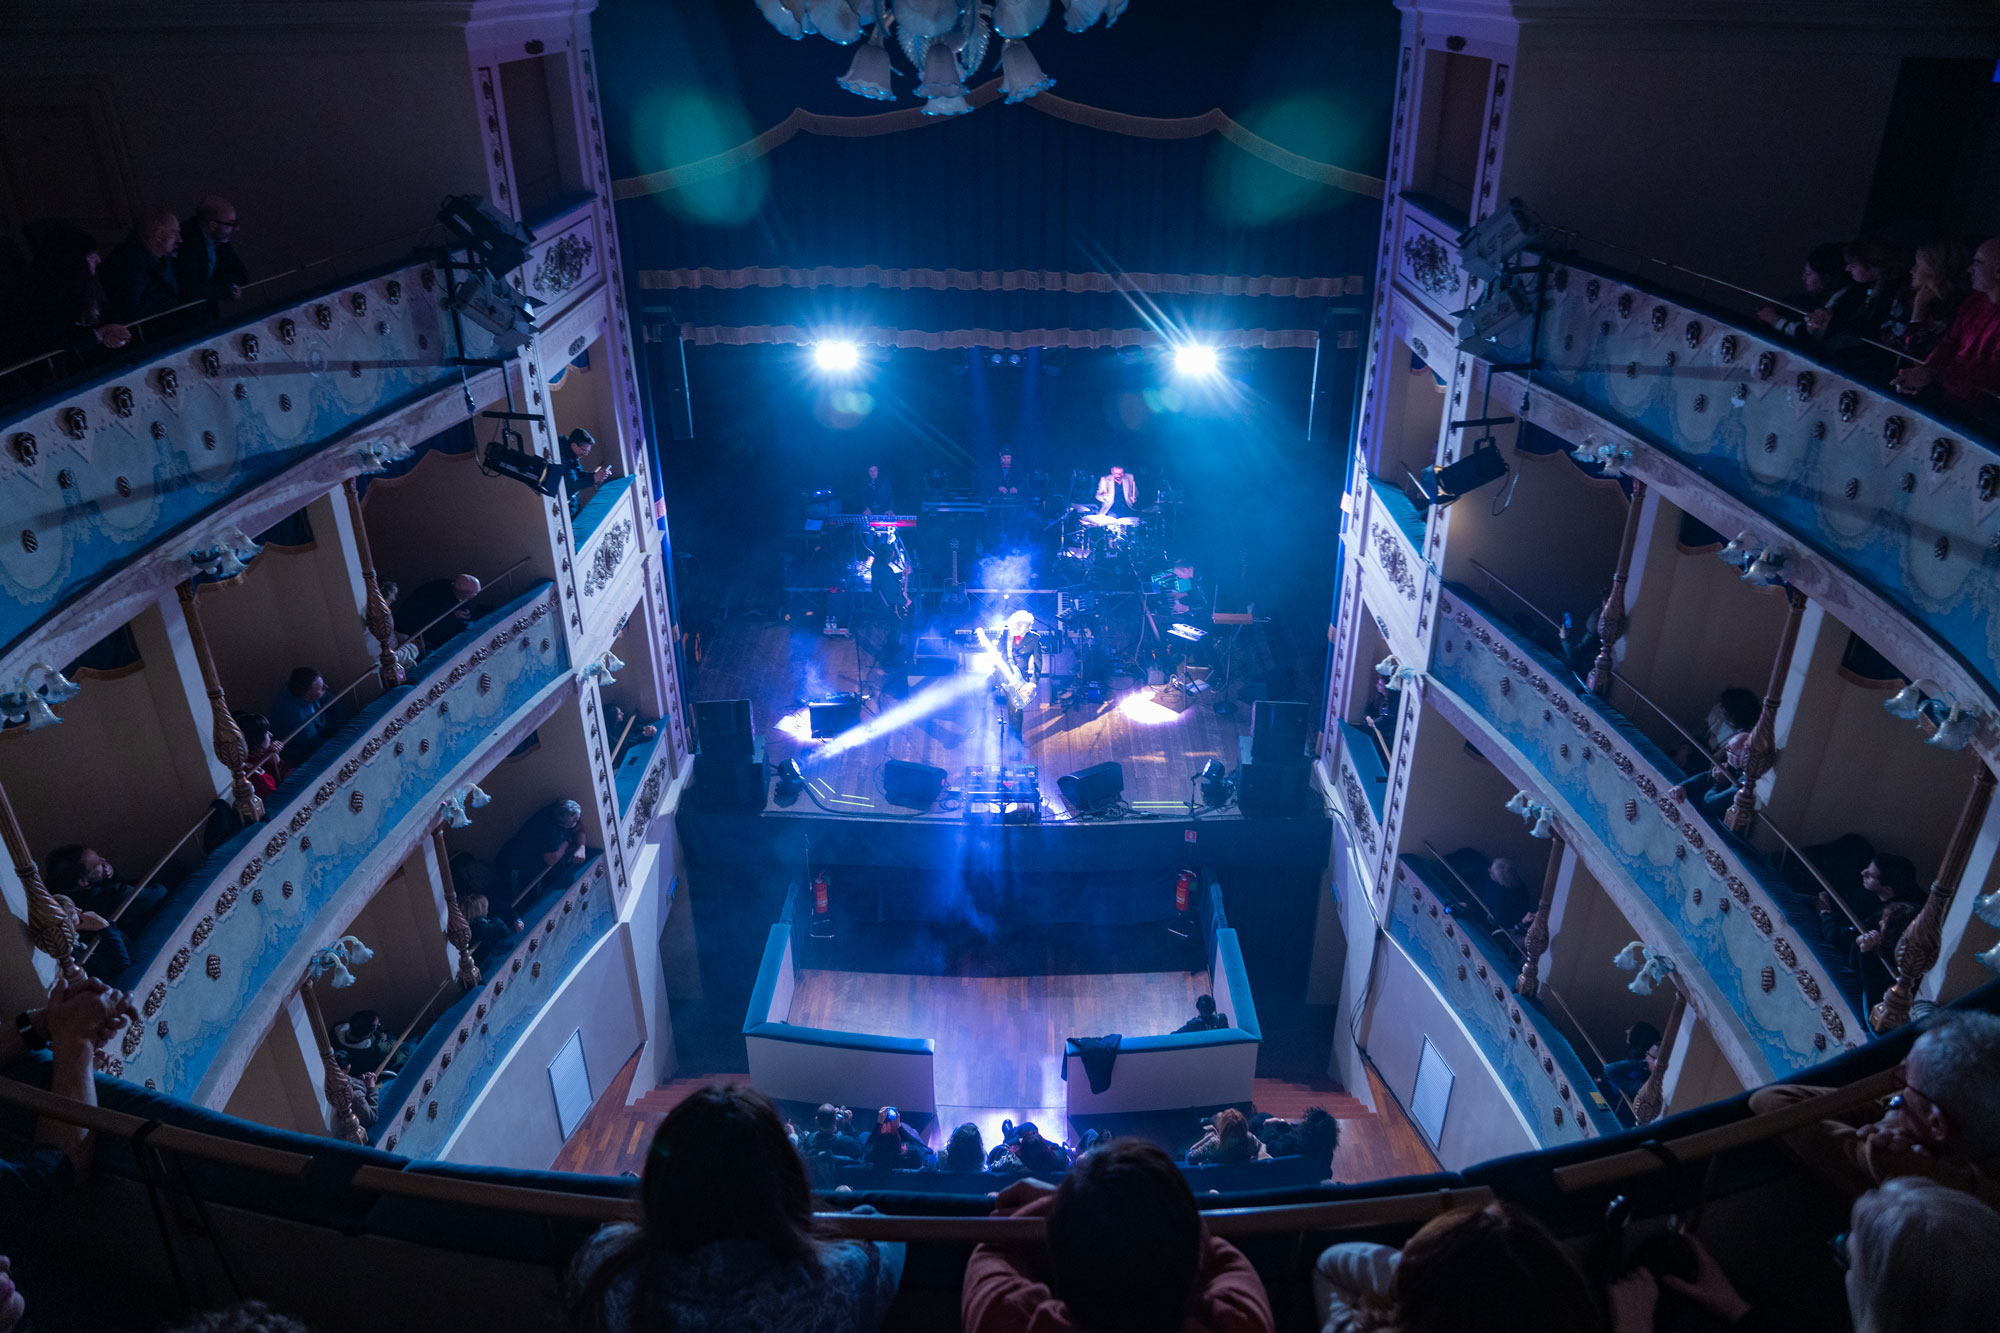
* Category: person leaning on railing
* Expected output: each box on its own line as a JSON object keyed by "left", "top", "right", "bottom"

{"left": 1748, "top": 1010, "right": 2000, "bottom": 1208}
{"left": 14, "top": 220, "right": 133, "bottom": 364}
{"left": 42, "top": 844, "right": 170, "bottom": 981}
{"left": 1893, "top": 238, "right": 2000, "bottom": 411}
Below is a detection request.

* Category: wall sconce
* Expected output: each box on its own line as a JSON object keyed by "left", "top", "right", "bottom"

{"left": 354, "top": 437, "right": 417, "bottom": 473}
{"left": 1570, "top": 440, "right": 1633, "bottom": 476}
{"left": 188, "top": 526, "right": 262, "bottom": 580}
{"left": 1718, "top": 532, "right": 1756, "bottom": 569}
{"left": 0, "top": 664, "right": 82, "bottom": 731}
{"left": 581, "top": 650, "right": 626, "bottom": 687}
{"left": 439, "top": 782, "right": 492, "bottom": 829}
{"left": 1375, "top": 655, "right": 1420, "bottom": 691}
{"left": 1505, "top": 790, "right": 1556, "bottom": 838}
{"left": 1613, "top": 941, "right": 1677, "bottom": 996}
{"left": 1740, "top": 549, "right": 1788, "bottom": 587}
{"left": 1883, "top": 678, "right": 1988, "bottom": 751}
{"left": 306, "top": 935, "right": 375, "bottom": 989}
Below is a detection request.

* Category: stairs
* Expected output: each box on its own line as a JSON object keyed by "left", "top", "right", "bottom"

{"left": 631, "top": 1075, "right": 745, "bottom": 1116}
{"left": 1251, "top": 1077, "right": 1372, "bottom": 1120}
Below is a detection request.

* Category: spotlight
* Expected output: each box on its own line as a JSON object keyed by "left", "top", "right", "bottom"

{"left": 437, "top": 194, "right": 535, "bottom": 280}
{"left": 1173, "top": 344, "right": 1220, "bottom": 378}
{"left": 773, "top": 759, "right": 806, "bottom": 806}
{"left": 813, "top": 341, "right": 861, "bottom": 373}
{"left": 1193, "top": 758, "right": 1232, "bottom": 809}
{"left": 448, "top": 270, "right": 537, "bottom": 356}
{"left": 481, "top": 430, "right": 563, "bottom": 497}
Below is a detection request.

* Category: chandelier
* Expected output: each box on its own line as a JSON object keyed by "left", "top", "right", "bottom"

{"left": 753, "top": 0, "right": 1131, "bottom": 115}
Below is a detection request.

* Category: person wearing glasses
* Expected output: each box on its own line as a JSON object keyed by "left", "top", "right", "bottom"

{"left": 1747, "top": 1010, "right": 2000, "bottom": 1208}
{"left": 177, "top": 196, "right": 248, "bottom": 304}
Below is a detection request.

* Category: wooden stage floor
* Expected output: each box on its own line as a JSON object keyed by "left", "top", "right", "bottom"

{"left": 786, "top": 967, "right": 1207, "bottom": 1148}
{"left": 694, "top": 619, "right": 1257, "bottom": 821}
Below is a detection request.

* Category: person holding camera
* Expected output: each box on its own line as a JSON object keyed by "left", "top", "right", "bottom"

{"left": 801, "top": 1104, "right": 865, "bottom": 1163}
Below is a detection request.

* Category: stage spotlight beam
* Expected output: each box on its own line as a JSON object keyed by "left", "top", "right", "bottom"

{"left": 1173, "top": 343, "right": 1220, "bottom": 378}
{"left": 813, "top": 340, "right": 862, "bottom": 373}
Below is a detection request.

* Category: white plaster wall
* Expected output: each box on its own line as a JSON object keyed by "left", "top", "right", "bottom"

{"left": 1665, "top": 1011, "right": 1743, "bottom": 1118}
{"left": 1542, "top": 856, "right": 1674, "bottom": 1067}
{"left": 440, "top": 922, "right": 647, "bottom": 1171}
{"left": 223, "top": 992, "right": 330, "bottom": 1137}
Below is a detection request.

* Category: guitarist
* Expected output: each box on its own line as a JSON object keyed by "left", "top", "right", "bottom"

{"left": 979, "top": 621, "right": 1037, "bottom": 748}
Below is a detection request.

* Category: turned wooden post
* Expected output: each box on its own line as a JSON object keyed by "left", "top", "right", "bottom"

{"left": 0, "top": 777, "right": 77, "bottom": 967}
{"left": 435, "top": 828, "right": 480, "bottom": 988}
{"left": 1724, "top": 586, "right": 1809, "bottom": 836}
{"left": 1871, "top": 763, "right": 1997, "bottom": 1033}
{"left": 343, "top": 478, "right": 404, "bottom": 687}
{"left": 1588, "top": 480, "right": 1647, "bottom": 696}
{"left": 177, "top": 581, "right": 264, "bottom": 824}
{"left": 299, "top": 980, "right": 366, "bottom": 1144}
{"left": 1516, "top": 830, "right": 1567, "bottom": 998}
{"left": 1631, "top": 989, "right": 1687, "bottom": 1125}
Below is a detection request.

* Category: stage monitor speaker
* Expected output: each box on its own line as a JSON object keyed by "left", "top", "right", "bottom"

{"left": 691, "top": 749, "right": 766, "bottom": 813}
{"left": 883, "top": 759, "right": 948, "bottom": 811}
{"left": 1057, "top": 761, "right": 1125, "bottom": 812}
{"left": 1252, "top": 700, "right": 1313, "bottom": 763}
{"left": 809, "top": 696, "right": 862, "bottom": 738}
{"left": 1237, "top": 760, "right": 1314, "bottom": 817}
{"left": 693, "top": 698, "right": 755, "bottom": 760}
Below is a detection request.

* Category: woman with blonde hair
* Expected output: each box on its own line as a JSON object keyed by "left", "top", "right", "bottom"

{"left": 1881, "top": 238, "right": 1971, "bottom": 362}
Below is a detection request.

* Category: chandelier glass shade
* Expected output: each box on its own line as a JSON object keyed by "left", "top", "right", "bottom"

{"left": 755, "top": 0, "right": 1129, "bottom": 114}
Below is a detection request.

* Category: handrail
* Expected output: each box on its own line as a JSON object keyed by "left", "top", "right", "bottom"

{"left": 1364, "top": 716, "right": 1394, "bottom": 767}
{"left": 82, "top": 557, "right": 536, "bottom": 955}
{"left": 372, "top": 976, "right": 460, "bottom": 1080}
{"left": 1552, "top": 1066, "right": 1898, "bottom": 1192}
{"left": 1418, "top": 838, "right": 1515, "bottom": 943}
{"left": 0, "top": 1077, "right": 310, "bottom": 1177}
{"left": 1460, "top": 561, "right": 1880, "bottom": 950}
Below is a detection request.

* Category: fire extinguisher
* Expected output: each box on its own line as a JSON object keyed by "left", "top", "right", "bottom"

{"left": 813, "top": 872, "right": 830, "bottom": 916}
{"left": 1174, "top": 869, "right": 1195, "bottom": 914}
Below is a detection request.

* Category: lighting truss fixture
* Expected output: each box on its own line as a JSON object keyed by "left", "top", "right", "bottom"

{"left": 813, "top": 340, "right": 862, "bottom": 373}
{"left": 1456, "top": 197, "right": 1545, "bottom": 284}
{"left": 773, "top": 758, "right": 807, "bottom": 806}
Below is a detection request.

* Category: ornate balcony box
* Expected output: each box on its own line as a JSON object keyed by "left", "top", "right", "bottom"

{"left": 521, "top": 195, "right": 605, "bottom": 322}
{"left": 1358, "top": 476, "right": 1429, "bottom": 658}
{"left": 1489, "top": 259, "right": 2000, "bottom": 702}
{"left": 0, "top": 258, "right": 501, "bottom": 659}
{"left": 1334, "top": 722, "right": 1388, "bottom": 887}
{"left": 115, "top": 585, "right": 569, "bottom": 1103}
{"left": 375, "top": 852, "right": 617, "bottom": 1160}
{"left": 1392, "top": 195, "right": 1472, "bottom": 326}
{"left": 1390, "top": 856, "right": 1620, "bottom": 1146}
{"left": 1430, "top": 587, "right": 1864, "bottom": 1080}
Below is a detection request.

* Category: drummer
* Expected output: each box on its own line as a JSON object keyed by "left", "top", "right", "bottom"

{"left": 1095, "top": 465, "right": 1139, "bottom": 520}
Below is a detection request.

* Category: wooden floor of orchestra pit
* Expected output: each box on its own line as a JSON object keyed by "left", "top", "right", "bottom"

{"left": 691, "top": 620, "right": 1259, "bottom": 819}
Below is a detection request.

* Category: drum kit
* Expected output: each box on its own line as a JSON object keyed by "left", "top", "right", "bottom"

{"left": 1059, "top": 504, "right": 1164, "bottom": 587}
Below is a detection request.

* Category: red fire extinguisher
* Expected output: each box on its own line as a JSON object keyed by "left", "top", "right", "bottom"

{"left": 1174, "top": 869, "right": 1195, "bottom": 914}
{"left": 813, "top": 872, "right": 830, "bottom": 916}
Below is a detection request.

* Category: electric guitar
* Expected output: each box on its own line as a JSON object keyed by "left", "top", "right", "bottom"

{"left": 940, "top": 539, "right": 969, "bottom": 616}
{"left": 977, "top": 626, "right": 1037, "bottom": 712}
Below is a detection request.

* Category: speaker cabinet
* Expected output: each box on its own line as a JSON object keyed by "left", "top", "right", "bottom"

{"left": 693, "top": 698, "right": 755, "bottom": 761}
{"left": 882, "top": 759, "right": 948, "bottom": 811}
{"left": 1237, "top": 760, "right": 1314, "bottom": 817}
{"left": 1057, "top": 762, "right": 1125, "bottom": 813}
{"left": 691, "top": 745, "right": 767, "bottom": 813}
{"left": 1251, "top": 700, "right": 1313, "bottom": 763}
{"left": 808, "top": 696, "right": 862, "bottom": 738}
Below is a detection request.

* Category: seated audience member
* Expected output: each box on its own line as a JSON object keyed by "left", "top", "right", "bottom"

{"left": 394, "top": 573, "right": 483, "bottom": 653}
{"left": 165, "top": 1302, "right": 315, "bottom": 1333}
{"left": 231, "top": 712, "right": 283, "bottom": 798}
{"left": 1556, "top": 606, "right": 1602, "bottom": 677}
{"left": 18, "top": 220, "right": 131, "bottom": 361}
{"left": 495, "top": 799, "right": 590, "bottom": 915}
{"left": 962, "top": 1139, "right": 1274, "bottom": 1333}
{"left": 1314, "top": 1200, "right": 1602, "bottom": 1333}
{"left": 1757, "top": 241, "right": 1848, "bottom": 340}
{"left": 1481, "top": 856, "right": 1537, "bottom": 929}
{"left": 269, "top": 667, "right": 332, "bottom": 759}
{"left": 1821, "top": 240, "right": 1909, "bottom": 350}
{"left": 175, "top": 196, "right": 248, "bottom": 305}
{"left": 458, "top": 894, "right": 520, "bottom": 966}
{"left": 568, "top": 1084, "right": 903, "bottom": 1333}
{"left": 1748, "top": 1010, "right": 2000, "bottom": 1206}
{"left": 1186, "top": 1107, "right": 1264, "bottom": 1167}
{"left": 1173, "top": 993, "right": 1229, "bottom": 1034}
{"left": 1894, "top": 238, "right": 2000, "bottom": 408}
{"left": 561, "top": 429, "right": 613, "bottom": 517}
{"left": 331, "top": 1009, "right": 410, "bottom": 1080}
{"left": 936, "top": 1122, "right": 989, "bottom": 1174}
{"left": 328, "top": 1050, "right": 380, "bottom": 1132}
{"left": 1599, "top": 1021, "right": 1663, "bottom": 1109}
{"left": 1255, "top": 1107, "right": 1341, "bottom": 1176}
{"left": 992, "top": 1122, "right": 1070, "bottom": 1178}
{"left": 800, "top": 1104, "right": 865, "bottom": 1163}
{"left": 1819, "top": 855, "right": 1920, "bottom": 957}
{"left": 1879, "top": 239, "right": 1970, "bottom": 363}
{"left": 865, "top": 1107, "right": 934, "bottom": 1171}
{"left": 606, "top": 703, "right": 658, "bottom": 763}
{"left": 100, "top": 209, "right": 184, "bottom": 323}
{"left": 42, "top": 844, "right": 167, "bottom": 944}
{"left": 1669, "top": 729, "right": 1751, "bottom": 820}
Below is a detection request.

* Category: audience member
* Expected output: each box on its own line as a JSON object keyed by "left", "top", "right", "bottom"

{"left": 561, "top": 429, "right": 613, "bottom": 517}
{"left": 1821, "top": 240, "right": 1909, "bottom": 353}
{"left": 1894, "top": 238, "right": 2000, "bottom": 408}
{"left": 568, "top": 1084, "right": 903, "bottom": 1332}
{"left": 801, "top": 1104, "right": 865, "bottom": 1164}
{"left": 42, "top": 843, "right": 167, "bottom": 946}
{"left": 1757, "top": 242, "right": 1847, "bottom": 340}
{"left": 992, "top": 1122, "right": 1070, "bottom": 1177}
{"left": 1186, "top": 1108, "right": 1264, "bottom": 1167}
{"left": 330, "top": 1009, "right": 410, "bottom": 1080}
{"left": 1174, "top": 993, "right": 1229, "bottom": 1034}
{"left": 394, "top": 573, "right": 483, "bottom": 653}
{"left": 1669, "top": 729, "right": 1751, "bottom": 820}
{"left": 328, "top": 1050, "right": 380, "bottom": 1132}
{"left": 1313, "top": 1200, "right": 1603, "bottom": 1333}
{"left": 1879, "top": 239, "right": 1970, "bottom": 363}
{"left": 1819, "top": 855, "right": 1920, "bottom": 959}
{"left": 865, "top": 1107, "right": 934, "bottom": 1171}
{"left": 937, "top": 1122, "right": 989, "bottom": 1174}
{"left": 1599, "top": 1021, "right": 1663, "bottom": 1109}
{"left": 176, "top": 197, "right": 249, "bottom": 304}
{"left": 1701, "top": 687, "right": 1761, "bottom": 756}
{"left": 458, "top": 893, "right": 521, "bottom": 966}
{"left": 1748, "top": 1010, "right": 2000, "bottom": 1206}
{"left": 1842, "top": 1176, "right": 2000, "bottom": 1333}
{"left": 100, "top": 209, "right": 184, "bottom": 323}
{"left": 963, "top": 1140, "right": 1273, "bottom": 1333}
{"left": 269, "top": 667, "right": 331, "bottom": 760}
{"left": 494, "top": 799, "right": 590, "bottom": 915}
{"left": 1480, "top": 857, "right": 1536, "bottom": 929}
{"left": 17, "top": 220, "right": 131, "bottom": 362}
{"left": 1254, "top": 1107, "right": 1341, "bottom": 1175}
{"left": 606, "top": 702, "right": 658, "bottom": 763}
{"left": 164, "top": 1302, "right": 314, "bottom": 1333}
{"left": 234, "top": 712, "right": 283, "bottom": 797}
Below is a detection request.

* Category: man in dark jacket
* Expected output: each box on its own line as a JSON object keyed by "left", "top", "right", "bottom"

{"left": 177, "top": 196, "right": 249, "bottom": 304}
{"left": 100, "top": 210, "right": 183, "bottom": 322}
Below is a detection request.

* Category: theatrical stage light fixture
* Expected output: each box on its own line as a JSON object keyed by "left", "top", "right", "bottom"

{"left": 1173, "top": 343, "right": 1220, "bottom": 378}
{"left": 813, "top": 340, "right": 862, "bottom": 373}
{"left": 773, "top": 758, "right": 807, "bottom": 806}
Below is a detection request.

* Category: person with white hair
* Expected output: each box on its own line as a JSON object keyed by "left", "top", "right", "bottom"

{"left": 1748, "top": 1010, "right": 2000, "bottom": 1207}
{"left": 493, "top": 798, "right": 590, "bottom": 918}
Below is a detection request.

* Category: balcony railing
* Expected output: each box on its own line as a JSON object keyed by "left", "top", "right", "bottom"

{"left": 1429, "top": 586, "right": 1866, "bottom": 1081}
{"left": 0, "top": 255, "right": 502, "bottom": 660}
{"left": 1357, "top": 476, "right": 1428, "bottom": 628}
{"left": 1477, "top": 252, "right": 2000, "bottom": 704}
{"left": 114, "top": 584, "right": 570, "bottom": 1103}
{"left": 378, "top": 851, "right": 617, "bottom": 1159}
{"left": 1390, "top": 855, "right": 1620, "bottom": 1145}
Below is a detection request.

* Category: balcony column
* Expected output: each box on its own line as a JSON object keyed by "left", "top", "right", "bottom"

{"left": 1515, "top": 828, "right": 1567, "bottom": 998}
{"left": 1724, "top": 586, "right": 1809, "bottom": 835}
{"left": 435, "top": 828, "right": 480, "bottom": 988}
{"left": 0, "top": 778, "right": 77, "bottom": 968}
{"left": 175, "top": 581, "right": 264, "bottom": 825}
{"left": 1872, "top": 762, "right": 1997, "bottom": 1033}
{"left": 297, "top": 979, "right": 366, "bottom": 1144}
{"left": 1588, "top": 480, "right": 1648, "bottom": 697}
{"left": 1631, "top": 989, "right": 1687, "bottom": 1125}
{"left": 342, "top": 479, "right": 404, "bottom": 688}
